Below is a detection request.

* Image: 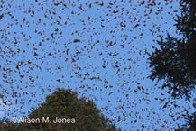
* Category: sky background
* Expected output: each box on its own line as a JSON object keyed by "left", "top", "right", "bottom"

{"left": 0, "top": 0, "right": 196, "bottom": 129}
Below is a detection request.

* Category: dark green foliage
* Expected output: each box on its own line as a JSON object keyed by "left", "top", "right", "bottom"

{"left": 0, "top": 118, "right": 17, "bottom": 131}
{"left": 149, "top": 0, "right": 196, "bottom": 129}
{"left": 0, "top": 89, "right": 116, "bottom": 130}
{"left": 175, "top": 0, "right": 196, "bottom": 39}
{"left": 181, "top": 112, "right": 196, "bottom": 130}
{"left": 187, "top": 112, "right": 196, "bottom": 130}
{"left": 148, "top": 0, "right": 196, "bottom": 99}
{"left": 149, "top": 35, "right": 196, "bottom": 98}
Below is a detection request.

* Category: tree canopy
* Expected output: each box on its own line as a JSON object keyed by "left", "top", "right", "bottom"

{"left": 148, "top": 0, "right": 196, "bottom": 129}
{"left": 0, "top": 89, "right": 116, "bottom": 130}
{"left": 180, "top": 111, "right": 196, "bottom": 130}
{"left": 148, "top": 0, "right": 196, "bottom": 99}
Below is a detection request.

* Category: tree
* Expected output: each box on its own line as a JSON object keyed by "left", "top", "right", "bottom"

{"left": 176, "top": 0, "right": 195, "bottom": 39}
{"left": 1, "top": 89, "right": 116, "bottom": 130}
{"left": 181, "top": 111, "right": 196, "bottom": 130}
{"left": 148, "top": 35, "right": 196, "bottom": 98}
{"left": 148, "top": 0, "right": 196, "bottom": 99}
{"left": 0, "top": 118, "right": 16, "bottom": 130}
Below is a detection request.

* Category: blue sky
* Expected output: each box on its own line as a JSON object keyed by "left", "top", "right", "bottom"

{"left": 0, "top": 0, "right": 195, "bottom": 129}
